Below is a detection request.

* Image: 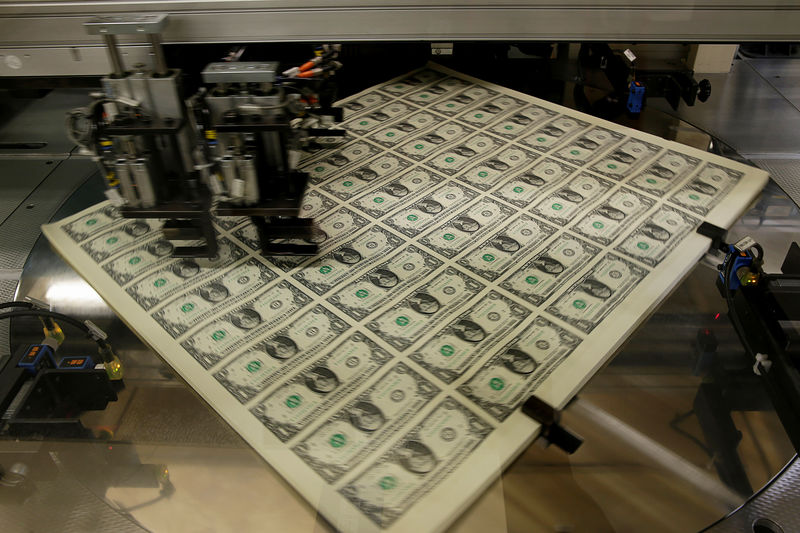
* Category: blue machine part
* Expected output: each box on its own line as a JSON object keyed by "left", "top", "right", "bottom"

{"left": 719, "top": 245, "right": 754, "bottom": 291}
{"left": 627, "top": 80, "right": 645, "bottom": 113}
{"left": 17, "top": 344, "right": 56, "bottom": 374}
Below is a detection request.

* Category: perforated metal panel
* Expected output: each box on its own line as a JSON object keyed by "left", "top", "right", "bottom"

{"left": 705, "top": 456, "right": 800, "bottom": 533}
{"left": 0, "top": 476, "right": 148, "bottom": 533}
{"left": 753, "top": 159, "right": 800, "bottom": 208}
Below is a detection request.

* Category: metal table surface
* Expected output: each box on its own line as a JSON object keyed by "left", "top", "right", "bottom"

{"left": 1, "top": 62, "right": 799, "bottom": 532}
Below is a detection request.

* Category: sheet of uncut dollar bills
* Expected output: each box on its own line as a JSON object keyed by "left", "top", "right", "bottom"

{"left": 43, "top": 64, "right": 767, "bottom": 532}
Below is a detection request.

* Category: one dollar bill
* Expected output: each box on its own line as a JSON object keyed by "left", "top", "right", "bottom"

{"left": 125, "top": 238, "right": 247, "bottom": 310}
{"left": 214, "top": 305, "right": 352, "bottom": 403}
{"left": 180, "top": 280, "right": 312, "bottom": 368}
{"left": 457, "top": 214, "right": 557, "bottom": 281}
{"left": 500, "top": 233, "right": 601, "bottom": 306}
{"left": 546, "top": 253, "right": 649, "bottom": 333}
{"left": 101, "top": 236, "right": 176, "bottom": 286}
{"left": 530, "top": 172, "right": 615, "bottom": 226}
{"left": 349, "top": 167, "right": 446, "bottom": 219}
{"left": 293, "top": 362, "right": 440, "bottom": 482}
{"left": 418, "top": 197, "right": 517, "bottom": 259}
{"left": 492, "top": 157, "right": 576, "bottom": 208}
{"left": 250, "top": 333, "right": 393, "bottom": 442}
{"left": 61, "top": 203, "right": 121, "bottom": 243}
{"left": 339, "top": 396, "right": 492, "bottom": 528}
{"left": 150, "top": 258, "right": 278, "bottom": 338}
{"left": 327, "top": 245, "right": 444, "bottom": 321}
{"left": 627, "top": 149, "right": 701, "bottom": 197}
{"left": 668, "top": 162, "right": 743, "bottom": 216}
{"left": 292, "top": 225, "right": 407, "bottom": 296}
{"left": 570, "top": 187, "right": 656, "bottom": 246}
{"left": 614, "top": 205, "right": 700, "bottom": 267}
{"left": 457, "top": 316, "right": 581, "bottom": 421}
{"left": 81, "top": 219, "right": 159, "bottom": 263}
{"left": 366, "top": 267, "right": 485, "bottom": 351}
{"left": 409, "top": 291, "right": 530, "bottom": 384}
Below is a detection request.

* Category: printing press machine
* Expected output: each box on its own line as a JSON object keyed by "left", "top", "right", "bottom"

{"left": 0, "top": 3, "right": 800, "bottom": 532}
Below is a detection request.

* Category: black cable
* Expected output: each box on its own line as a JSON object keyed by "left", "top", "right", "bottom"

{"left": 0, "top": 309, "right": 110, "bottom": 353}
{"left": 0, "top": 302, "right": 60, "bottom": 331}
{"left": 0, "top": 309, "right": 85, "bottom": 331}
{"left": 276, "top": 83, "right": 304, "bottom": 93}
{"left": 0, "top": 302, "right": 35, "bottom": 311}
{"left": 752, "top": 243, "right": 764, "bottom": 263}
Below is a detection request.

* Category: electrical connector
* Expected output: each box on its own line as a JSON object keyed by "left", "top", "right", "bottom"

{"left": 98, "top": 345, "right": 124, "bottom": 381}
{"left": 84, "top": 320, "right": 108, "bottom": 342}
{"left": 104, "top": 355, "right": 124, "bottom": 380}
{"left": 282, "top": 66, "right": 300, "bottom": 77}
{"left": 298, "top": 56, "right": 322, "bottom": 72}
{"left": 733, "top": 236, "right": 757, "bottom": 253}
{"left": 297, "top": 68, "right": 323, "bottom": 79}
{"left": 41, "top": 320, "right": 65, "bottom": 346}
{"left": 738, "top": 269, "right": 760, "bottom": 286}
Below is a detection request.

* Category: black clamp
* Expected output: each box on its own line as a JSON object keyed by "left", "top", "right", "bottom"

{"left": 696, "top": 221, "right": 728, "bottom": 253}
{"left": 521, "top": 395, "right": 583, "bottom": 454}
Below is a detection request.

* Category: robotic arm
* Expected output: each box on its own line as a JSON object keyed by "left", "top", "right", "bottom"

{"left": 66, "top": 14, "right": 344, "bottom": 258}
